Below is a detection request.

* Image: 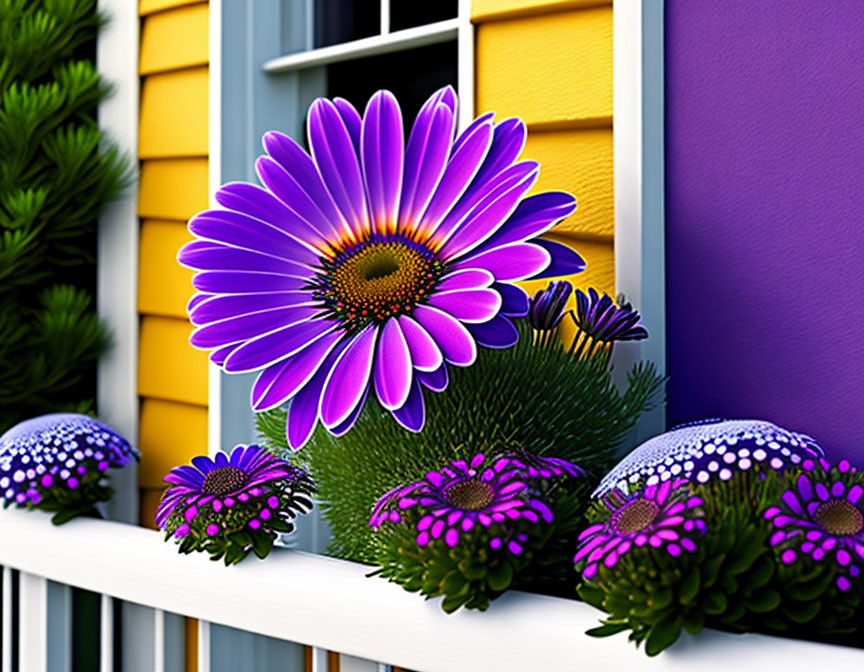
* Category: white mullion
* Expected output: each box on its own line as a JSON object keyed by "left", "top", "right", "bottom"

{"left": 197, "top": 620, "right": 211, "bottom": 672}
{"left": 1, "top": 567, "right": 12, "bottom": 672}
{"left": 263, "top": 19, "right": 459, "bottom": 73}
{"left": 380, "top": 0, "right": 390, "bottom": 35}
{"left": 100, "top": 595, "right": 113, "bottom": 672}
{"left": 456, "top": 0, "right": 475, "bottom": 130}
{"left": 18, "top": 573, "right": 47, "bottom": 672}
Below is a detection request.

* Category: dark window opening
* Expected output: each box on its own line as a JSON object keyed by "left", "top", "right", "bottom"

{"left": 315, "top": 0, "right": 380, "bottom": 48}
{"left": 390, "top": 0, "right": 458, "bottom": 31}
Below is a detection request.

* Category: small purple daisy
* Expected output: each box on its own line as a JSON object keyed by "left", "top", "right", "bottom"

{"left": 569, "top": 289, "right": 647, "bottom": 360}
{"left": 370, "top": 452, "right": 581, "bottom": 554}
{"left": 765, "top": 458, "right": 864, "bottom": 591}
{"left": 157, "top": 444, "right": 313, "bottom": 563}
{"left": 528, "top": 281, "right": 573, "bottom": 332}
{"left": 576, "top": 479, "right": 705, "bottom": 580}
{"left": 0, "top": 413, "right": 138, "bottom": 519}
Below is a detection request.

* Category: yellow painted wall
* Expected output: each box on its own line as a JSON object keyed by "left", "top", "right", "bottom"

{"left": 137, "top": 1, "right": 209, "bottom": 532}
{"left": 473, "top": 0, "right": 615, "bottom": 345}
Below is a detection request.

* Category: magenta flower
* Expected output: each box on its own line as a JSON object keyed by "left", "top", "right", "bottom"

{"left": 765, "top": 458, "right": 864, "bottom": 591}
{"left": 179, "top": 87, "right": 584, "bottom": 448}
{"left": 156, "top": 444, "right": 305, "bottom": 530}
{"left": 370, "top": 452, "right": 581, "bottom": 554}
{"left": 575, "top": 479, "right": 706, "bottom": 580}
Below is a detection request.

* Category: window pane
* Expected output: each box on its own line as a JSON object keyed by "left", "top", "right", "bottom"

{"left": 390, "top": 0, "right": 458, "bottom": 31}
{"left": 325, "top": 41, "right": 458, "bottom": 126}
{"left": 315, "top": 0, "right": 380, "bottom": 48}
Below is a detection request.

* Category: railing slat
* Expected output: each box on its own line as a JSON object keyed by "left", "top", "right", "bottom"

{"left": 339, "top": 654, "right": 389, "bottom": 672}
{"left": 18, "top": 573, "right": 48, "bottom": 671}
{"left": 121, "top": 603, "right": 155, "bottom": 672}
{"left": 197, "top": 620, "right": 211, "bottom": 672}
{"left": 47, "top": 582, "right": 72, "bottom": 672}
{"left": 1, "top": 567, "right": 13, "bottom": 672}
{"left": 100, "top": 594, "right": 114, "bottom": 672}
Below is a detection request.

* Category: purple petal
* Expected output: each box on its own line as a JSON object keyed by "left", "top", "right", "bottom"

{"left": 320, "top": 326, "right": 377, "bottom": 428}
{"left": 529, "top": 239, "right": 587, "bottom": 279}
{"left": 399, "top": 103, "right": 453, "bottom": 229}
{"left": 439, "top": 163, "right": 539, "bottom": 260}
{"left": 482, "top": 191, "right": 578, "bottom": 249}
{"left": 398, "top": 316, "right": 443, "bottom": 372}
{"left": 187, "top": 211, "right": 319, "bottom": 267}
{"left": 333, "top": 97, "right": 362, "bottom": 153}
{"left": 180, "top": 242, "right": 311, "bottom": 276}
{"left": 286, "top": 342, "right": 347, "bottom": 449}
{"left": 848, "top": 484, "right": 862, "bottom": 504}
{"left": 223, "top": 319, "right": 337, "bottom": 373}
{"left": 781, "top": 490, "right": 804, "bottom": 516}
{"left": 428, "top": 288, "right": 502, "bottom": 324}
{"left": 495, "top": 283, "right": 529, "bottom": 317}
{"left": 217, "top": 179, "right": 328, "bottom": 252}
{"left": 445, "top": 528, "right": 459, "bottom": 547}
{"left": 191, "top": 271, "right": 308, "bottom": 294}
{"left": 417, "top": 365, "right": 448, "bottom": 392}
{"left": 392, "top": 378, "right": 425, "bottom": 432}
{"left": 436, "top": 268, "right": 494, "bottom": 292}
{"left": 362, "top": 91, "right": 404, "bottom": 234}
{"left": 262, "top": 131, "right": 349, "bottom": 239}
{"left": 466, "top": 316, "right": 518, "bottom": 349}
{"left": 330, "top": 385, "right": 370, "bottom": 437}
{"left": 413, "top": 305, "right": 477, "bottom": 366}
{"left": 189, "top": 292, "right": 312, "bottom": 327}
{"left": 250, "top": 331, "right": 343, "bottom": 411}
{"left": 471, "top": 118, "right": 527, "bottom": 192}
{"left": 416, "top": 118, "right": 493, "bottom": 236}
{"left": 374, "top": 318, "right": 412, "bottom": 411}
{"left": 255, "top": 156, "right": 342, "bottom": 242}
{"left": 453, "top": 243, "right": 550, "bottom": 282}
{"left": 191, "top": 306, "right": 320, "bottom": 349}
{"left": 308, "top": 98, "right": 369, "bottom": 235}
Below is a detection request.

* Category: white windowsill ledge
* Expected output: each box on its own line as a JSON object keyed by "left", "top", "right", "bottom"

{"left": 0, "top": 509, "right": 861, "bottom": 671}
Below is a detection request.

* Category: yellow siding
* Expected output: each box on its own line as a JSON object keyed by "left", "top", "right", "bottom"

{"left": 139, "top": 0, "right": 202, "bottom": 15}
{"left": 475, "top": 0, "right": 615, "bottom": 322}
{"left": 473, "top": 0, "right": 608, "bottom": 22}
{"left": 139, "top": 219, "right": 195, "bottom": 318}
{"left": 476, "top": 6, "right": 612, "bottom": 129}
{"left": 524, "top": 128, "right": 613, "bottom": 241}
{"left": 140, "top": 3, "right": 209, "bottom": 75}
{"left": 139, "top": 68, "right": 209, "bottom": 158}
{"left": 138, "top": 399, "right": 208, "bottom": 488}
{"left": 138, "top": 159, "right": 208, "bottom": 220}
{"left": 139, "top": 316, "right": 209, "bottom": 406}
{"left": 137, "top": 0, "right": 209, "bottom": 557}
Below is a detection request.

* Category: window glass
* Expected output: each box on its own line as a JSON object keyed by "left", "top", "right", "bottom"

{"left": 390, "top": 0, "right": 458, "bottom": 31}
{"left": 325, "top": 41, "right": 458, "bottom": 127}
{"left": 314, "top": 0, "right": 380, "bottom": 48}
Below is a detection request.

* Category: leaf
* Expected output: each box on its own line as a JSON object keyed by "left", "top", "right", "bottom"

{"left": 486, "top": 561, "right": 513, "bottom": 592}
{"left": 645, "top": 615, "right": 682, "bottom": 656}
{"left": 744, "top": 588, "right": 781, "bottom": 613}
{"left": 679, "top": 567, "right": 700, "bottom": 605}
{"left": 586, "top": 621, "right": 630, "bottom": 638}
{"left": 701, "top": 591, "right": 727, "bottom": 615}
{"left": 251, "top": 532, "right": 275, "bottom": 559}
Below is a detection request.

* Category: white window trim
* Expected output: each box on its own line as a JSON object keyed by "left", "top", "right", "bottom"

{"left": 614, "top": 0, "right": 667, "bottom": 440}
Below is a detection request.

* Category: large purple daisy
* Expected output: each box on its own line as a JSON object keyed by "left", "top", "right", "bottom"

{"left": 765, "top": 458, "right": 864, "bottom": 591}
{"left": 576, "top": 479, "right": 706, "bottom": 580}
{"left": 179, "top": 87, "right": 584, "bottom": 448}
{"left": 370, "top": 452, "right": 581, "bottom": 554}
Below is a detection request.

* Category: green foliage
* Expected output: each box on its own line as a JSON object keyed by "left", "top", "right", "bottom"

{"left": 0, "top": 0, "right": 131, "bottom": 432}
{"left": 257, "top": 320, "right": 663, "bottom": 563}
{"left": 578, "top": 472, "right": 862, "bottom": 655}
{"left": 372, "top": 485, "right": 586, "bottom": 613}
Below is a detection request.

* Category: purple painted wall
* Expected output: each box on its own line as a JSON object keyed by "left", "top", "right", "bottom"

{"left": 664, "top": 1, "right": 864, "bottom": 461}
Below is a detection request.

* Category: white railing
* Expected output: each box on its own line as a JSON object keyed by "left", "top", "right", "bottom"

{"left": 1, "top": 509, "right": 862, "bottom": 672}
